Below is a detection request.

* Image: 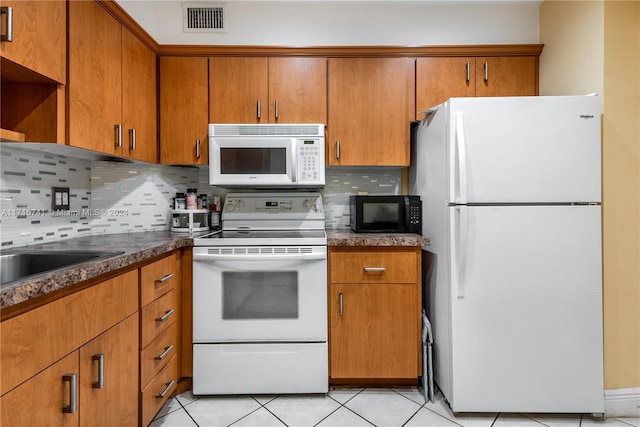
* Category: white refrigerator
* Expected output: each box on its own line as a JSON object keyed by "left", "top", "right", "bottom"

{"left": 409, "top": 96, "right": 604, "bottom": 413}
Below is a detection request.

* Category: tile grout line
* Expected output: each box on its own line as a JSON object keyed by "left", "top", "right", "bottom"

{"left": 175, "top": 395, "right": 201, "bottom": 427}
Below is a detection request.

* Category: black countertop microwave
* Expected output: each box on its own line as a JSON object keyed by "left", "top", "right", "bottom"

{"left": 350, "top": 195, "right": 422, "bottom": 234}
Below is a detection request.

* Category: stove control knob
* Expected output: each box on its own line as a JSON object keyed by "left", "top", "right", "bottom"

{"left": 303, "top": 198, "right": 318, "bottom": 212}
{"left": 225, "top": 203, "right": 235, "bottom": 212}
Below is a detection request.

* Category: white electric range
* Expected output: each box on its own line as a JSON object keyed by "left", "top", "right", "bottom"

{"left": 192, "top": 192, "right": 328, "bottom": 395}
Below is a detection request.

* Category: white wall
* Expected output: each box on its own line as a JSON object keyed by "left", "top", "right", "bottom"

{"left": 117, "top": 0, "right": 540, "bottom": 45}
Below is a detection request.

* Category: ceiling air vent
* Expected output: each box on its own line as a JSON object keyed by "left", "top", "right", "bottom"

{"left": 183, "top": 3, "right": 226, "bottom": 33}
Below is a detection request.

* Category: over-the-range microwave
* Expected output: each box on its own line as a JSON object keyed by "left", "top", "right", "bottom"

{"left": 208, "top": 124, "right": 325, "bottom": 188}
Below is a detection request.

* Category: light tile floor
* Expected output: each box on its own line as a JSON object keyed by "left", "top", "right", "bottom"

{"left": 151, "top": 387, "right": 640, "bottom": 427}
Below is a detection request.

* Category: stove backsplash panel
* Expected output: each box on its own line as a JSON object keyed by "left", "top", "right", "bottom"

{"left": 1, "top": 146, "right": 401, "bottom": 248}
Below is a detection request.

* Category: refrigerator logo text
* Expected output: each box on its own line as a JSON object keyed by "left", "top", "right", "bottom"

{"left": 580, "top": 114, "right": 595, "bottom": 119}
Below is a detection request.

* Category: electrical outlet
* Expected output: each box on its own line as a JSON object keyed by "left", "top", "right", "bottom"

{"left": 52, "top": 187, "right": 70, "bottom": 210}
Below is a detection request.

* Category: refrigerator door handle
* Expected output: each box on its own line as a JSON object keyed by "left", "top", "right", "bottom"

{"left": 455, "top": 112, "right": 468, "bottom": 204}
{"left": 451, "top": 206, "right": 468, "bottom": 298}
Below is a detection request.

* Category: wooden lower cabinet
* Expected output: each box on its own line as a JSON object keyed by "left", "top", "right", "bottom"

{"left": 0, "top": 352, "right": 79, "bottom": 427}
{"left": 329, "top": 247, "right": 421, "bottom": 383}
{"left": 0, "top": 314, "right": 139, "bottom": 426}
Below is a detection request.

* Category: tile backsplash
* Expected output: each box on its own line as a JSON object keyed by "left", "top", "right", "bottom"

{"left": 1, "top": 146, "right": 402, "bottom": 248}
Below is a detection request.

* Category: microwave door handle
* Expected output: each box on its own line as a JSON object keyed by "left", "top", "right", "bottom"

{"left": 404, "top": 197, "right": 411, "bottom": 230}
{"left": 291, "top": 142, "right": 297, "bottom": 183}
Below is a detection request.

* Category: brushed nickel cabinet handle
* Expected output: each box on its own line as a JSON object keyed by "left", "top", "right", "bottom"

{"left": 196, "top": 139, "right": 201, "bottom": 159}
{"left": 129, "top": 128, "right": 136, "bottom": 150}
{"left": 92, "top": 354, "right": 104, "bottom": 389}
{"left": 62, "top": 373, "right": 77, "bottom": 414}
{"left": 156, "top": 308, "right": 175, "bottom": 322}
{"left": 484, "top": 61, "right": 489, "bottom": 82}
{"left": 1, "top": 6, "right": 12, "bottom": 42}
{"left": 155, "top": 344, "right": 174, "bottom": 361}
{"left": 336, "top": 140, "right": 340, "bottom": 160}
{"left": 257, "top": 100, "right": 261, "bottom": 119}
{"left": 114, "top": 124, "right": 122, "bottom": 147}
{"left": 156, "top": 380, "right": 175, "bottom": 398}
{"left": 155, "top": 273, "right": 174, "bottom": 285}
{"left": 339, "top": 293, "right": 344, "bottom": 316}
{"left": 466, "top": 62, "right": 470, "bottom": 82}
{"left": 275, "top": 99, "right": 279, "bottom": 120}
{"left": 364, "top": 267, "right": 386, "bottom": 272}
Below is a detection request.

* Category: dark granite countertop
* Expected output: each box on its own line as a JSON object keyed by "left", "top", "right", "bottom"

{"left": 0, "top": 231, "right": 198, "bottom": 310}
{"left": 327, "top": 229, "right": 429, "bottom": 247}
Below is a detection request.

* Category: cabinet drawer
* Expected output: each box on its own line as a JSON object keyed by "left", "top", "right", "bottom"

{"left": 330, "top": 250, "right": 418, "bottom": 284}
{"left": 140, "top": 322, "right": 179, "bottom": 388}
{"left": 140, "top": 289, "right": 178, "bottom": 348}
{"left": 141, "top": 355, "right": 178, "bottom": 427}
{"left": 1, "top": 270, "right": 138, "bottom": 395}
{"left": 140, "top": 252, "right": 179, "bottom": 307}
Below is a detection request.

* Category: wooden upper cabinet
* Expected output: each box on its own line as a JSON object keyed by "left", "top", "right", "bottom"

{"left": 122, "top": 28, "right": 157, "bottom": 163}
{"left": 68, "top": 0, "right": 122, "bottom": 155}
{"left": 210, "top": 57, "right": 269, "bottom": 124}
{"left": 209, "top": 56, "right": 327, "bottom": 124}
{"left": 475, "top": 56, "right": 538, "bottom": 97}
{"left": 268, "top": 57, "right": 327, "bottom": 124}
{"left": 159, "top": 57, "right": 209, "bottom": 165}
{"left": 327, "top": 58, "right": 415, "bottom": 167}
{"left": 0, "top": 1, "right": 66, "bottom": 84}
{"left": 416, "top": 57, "right": 475, "bottom": 117}
{"left": 416, "top": 56, "right": 539, "bottom": 117}
{"left": 68, "top": 1, "right": 157, "bottom": 161}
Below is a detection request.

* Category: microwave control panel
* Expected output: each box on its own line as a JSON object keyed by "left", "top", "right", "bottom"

{"left": 297, "top": 139, "right": 324, "bottom": 185}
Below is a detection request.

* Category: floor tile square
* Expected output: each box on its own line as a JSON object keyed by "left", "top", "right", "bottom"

{"left": 230, "top": 407, "right": 287, "bottom": 426}
{"left": 392, "top": 386, "right": 427, "bottom": 405}
{"left": 344, "top": 388, "right": 422, "bottom": 426}
{"left": 154, "top": 397, "right": 182, "bottom": 420}
{"left": 328, "top": 387, "right": 363, "bottom": 405}
{"left": 175, "top": 390, "right": 200, "bottom": 407}
{"left": 265, "top": 394, "right": 341, "bottom": 426}
{"left": 150, "top": 407, "right": 197, "bottom": 427}
{"left": 184, "top": 395, "right": 261, "bottom": 426}
{"left": 404, "top": 407, "right": 460, "bottom": 426}
{"left": 316, "top": 406, "right": 375, "bottom": 426}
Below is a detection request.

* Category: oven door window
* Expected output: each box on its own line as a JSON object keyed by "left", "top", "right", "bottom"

{"left": 222, "top": 271, "right": 298, "bottom": 320}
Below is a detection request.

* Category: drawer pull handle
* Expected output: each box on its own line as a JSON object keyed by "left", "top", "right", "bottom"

{"left": 364, "top": 267, "right": 386, "bottom": 273}
{"left": 62, "top": 373, "right": 77, "bottom": 414}
{"left": 155, "top": 273, "right": 174, "bottom": 285}
{"left": 155, "top": 344, "right": 174, "bottom": 361}
{"left": 156, "top": 308, "right": 175, "bottom": 322}
{"left": 92, "top": 353, "right": 105, "bottom": 389}
{"left": 1, "top": 6, "right": 13, "bottom": 42}
{"left": 339, "top": 293, "right": 344, "bottom": 316}
{"left": 156, "top": 380, "right": 175, "bottom": 399}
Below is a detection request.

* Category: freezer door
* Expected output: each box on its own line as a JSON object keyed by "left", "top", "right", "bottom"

{"left": 449, "top": 205, "right": 603, "bottom": 413}
{"left": 447, "top": 96, "right": 601, "bottom": 204}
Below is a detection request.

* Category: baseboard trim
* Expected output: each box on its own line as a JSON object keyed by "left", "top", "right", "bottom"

{"left": 605, "top": 387, "right": 640, "bottom": 417}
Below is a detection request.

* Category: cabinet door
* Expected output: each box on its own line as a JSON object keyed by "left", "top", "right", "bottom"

{"left": 416, "top": 57, "right": 475, "bottom": 118}
{"left": 268, "top": 57, "right": 327, "bottom": 124}
{"left": 159, "top": 57, "right": 209, "bottom": 165}
{"left": 68, "top": 0, "right": 122, "bottom": 155}
{"left": 327, "top": 58, "right": 415, "bottom": 166}
{"left": 79, "top": 314, "right": 139, "bottom": 427}
{"left": 122, "top": 28, "right": 157, "bottom": 163}
{"left": 210, "top": 57, "right": 269, "bottom": 124}
{"left": 475, "top": 56, "right": 538, "bottom": 97}
{"left": 0, "top": 0, "right": 66, "bottom": 83}
{"left": 1, "top": 351, "right": 79, "bottom": 427}
{"left": 330, "top": 283, "right": 419, "bottom": 379}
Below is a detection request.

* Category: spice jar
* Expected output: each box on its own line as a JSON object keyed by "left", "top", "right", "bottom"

{"left": 186, "top": 188, "right": 198, "bottom": 209}
{"left": 174, "top": 192, "right": 186, "bottom": 210}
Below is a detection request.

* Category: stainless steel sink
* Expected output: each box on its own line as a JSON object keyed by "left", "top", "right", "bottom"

{"left": 0, "top": 250, "right": 124, "bottom": 286}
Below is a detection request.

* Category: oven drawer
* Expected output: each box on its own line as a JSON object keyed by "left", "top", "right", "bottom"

{"left": 140, "top": 288, "right": 178, "bottom": 348}
{"left": 193, "top": 343, "right": 328, "bottom": 395}
{"left": 140, "top": 252, "right": 179, "bottom": 307}
{"left": 330, "top": 250, "right": 417, "bottom": 284}
{"left": 140, "top": 321, "right": 179, "bottom": 388}
{"left": 140, "top": 354, "right": 178, "bottom": 427}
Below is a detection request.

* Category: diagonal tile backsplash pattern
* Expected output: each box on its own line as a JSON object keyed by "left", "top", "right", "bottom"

{"left": 1, "top": 146, "right": 403, "bottom": 248}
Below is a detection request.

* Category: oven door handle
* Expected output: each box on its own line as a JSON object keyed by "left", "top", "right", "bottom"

{"left": 193, "top": 252, "right": 327, "bottom": 262}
